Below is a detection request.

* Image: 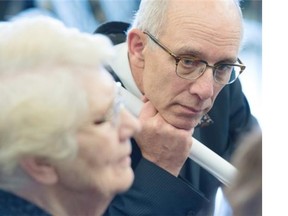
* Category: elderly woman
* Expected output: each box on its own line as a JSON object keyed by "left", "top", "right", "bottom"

{"left": 0, "top": 17, "right": 140, "bottom": 216}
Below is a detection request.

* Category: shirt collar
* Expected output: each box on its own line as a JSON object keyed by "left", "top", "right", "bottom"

{"left": 108, "top": 43, "right": 142, "bottom": 99}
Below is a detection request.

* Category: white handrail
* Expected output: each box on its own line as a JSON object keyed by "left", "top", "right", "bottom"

{"left": 119, "top": 85, "right": 237, "bottom": 187}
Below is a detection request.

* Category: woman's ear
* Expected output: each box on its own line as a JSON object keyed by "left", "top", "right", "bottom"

{"left": 127, "top": 29, "right": 146, "bottom": 69}
{"left": 20, "top": 157, "right": 58, "bottom": 185}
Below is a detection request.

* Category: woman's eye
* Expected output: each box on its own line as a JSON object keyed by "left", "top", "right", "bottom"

{"left": 94, "top": 119, "right": 106, "bottom": 125}
{"left": 94, "top": 106, "right": 114, "bottom": 126}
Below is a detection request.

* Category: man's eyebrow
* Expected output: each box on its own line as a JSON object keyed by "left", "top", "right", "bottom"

{"left": 216, "top": 58, "right": 238, "bottom": 64}
{"left": 174, "top": 46, "right": 202, "bottom": 57}
{"left": 176, "top": 46, "right": 237, "bottom": 63}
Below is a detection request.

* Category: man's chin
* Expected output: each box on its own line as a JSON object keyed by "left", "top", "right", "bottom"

{"left": 167, "top": 116, "right": 200, "bottom": 130}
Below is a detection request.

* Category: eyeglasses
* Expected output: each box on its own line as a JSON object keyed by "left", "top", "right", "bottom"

{"left": 143, "top": 31, "right": 246, "bottom": 85}
{"left": 103, "top": 82, "right": 125, "bottom": 127}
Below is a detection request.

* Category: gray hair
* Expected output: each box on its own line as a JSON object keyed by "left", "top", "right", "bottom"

{"left": 0, "top": 16, "right": 115, "bottom": 189}
{"left": 0, "top": 71, "right": 88, "bottom": 188}
{"left": 130, "top": 0, "right": 242, "bottom": 38}
{"left": 0, "top": 16, "right": 114, "bottom": 75}
{"left": 130, "top": 0, "right": 169, "bottom": 37}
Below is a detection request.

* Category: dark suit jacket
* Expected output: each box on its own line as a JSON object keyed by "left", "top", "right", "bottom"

{"left": 0, "top": 189, "right": 51, "bottom": 216}
{"left": 96, "top": 22, "right": 259, "bottom": 216}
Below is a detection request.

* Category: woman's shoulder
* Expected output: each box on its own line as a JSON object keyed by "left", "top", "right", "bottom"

{"left": 0, "top": 189, "right": 51, "bottom": 216}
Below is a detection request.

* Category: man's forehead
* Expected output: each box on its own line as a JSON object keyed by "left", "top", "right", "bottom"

{"left": 166, "top": 0, "right": 240, "bottom": 21}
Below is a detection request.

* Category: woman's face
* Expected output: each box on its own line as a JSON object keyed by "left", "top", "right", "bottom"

{"left": 55, "top": 70, "right": 140, "bottom": 197}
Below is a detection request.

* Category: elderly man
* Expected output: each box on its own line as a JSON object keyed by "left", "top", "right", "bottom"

{"left": 95, "top": 0, "right": 259, "bottom": 215}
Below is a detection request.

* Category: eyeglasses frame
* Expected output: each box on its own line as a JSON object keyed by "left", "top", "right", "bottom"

{"left": 143, "top": 31, "right": 246, "bottom": 85}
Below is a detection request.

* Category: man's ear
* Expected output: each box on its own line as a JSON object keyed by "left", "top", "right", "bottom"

{"left": 20, "top": 157, "right": 58, "bottom": 185}
{"left": 127, "top": 29, "right": 146, "bottom": 69}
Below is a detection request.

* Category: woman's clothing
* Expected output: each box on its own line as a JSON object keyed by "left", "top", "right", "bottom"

{"left": 0, "top": 189, "right": 51, "bottom": 216}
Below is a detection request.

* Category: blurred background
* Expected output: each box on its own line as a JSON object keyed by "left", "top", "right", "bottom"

{"left": 0, "top": 0, "right": 262, "bottom": 128}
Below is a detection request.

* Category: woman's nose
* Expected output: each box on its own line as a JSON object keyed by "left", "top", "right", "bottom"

{"left": 118, "top": 108, "right": 141, "bottom": 142}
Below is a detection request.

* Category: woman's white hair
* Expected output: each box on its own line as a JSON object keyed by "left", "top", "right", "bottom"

{"left": 0, "top": 72, "right": 87, "bottom": 177}
{"left": 0, "top": 16, "right": 115, "bottom": 188}
{"left": 0, "top": 16, "right": 114, "bottom": 75}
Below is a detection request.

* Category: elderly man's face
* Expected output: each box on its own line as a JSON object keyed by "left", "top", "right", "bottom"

{"left": 139, "top": 0, "right": 243, "bottom": 130}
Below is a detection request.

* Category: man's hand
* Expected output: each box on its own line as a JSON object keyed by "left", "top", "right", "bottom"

{"left": 134, "top": 98, "right": 194, "bottom": 176}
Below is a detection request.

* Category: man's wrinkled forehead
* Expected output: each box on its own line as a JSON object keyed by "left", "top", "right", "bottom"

{"left": 166, "top": 0, "right": 242, "bottom": 23}
{"left": 164, "top": 0, "right": 243, "bottom": 38}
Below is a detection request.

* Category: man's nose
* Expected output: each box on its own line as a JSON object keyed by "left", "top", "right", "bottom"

{"left": 189, "top": 67, "right": 214, "bottom": 100}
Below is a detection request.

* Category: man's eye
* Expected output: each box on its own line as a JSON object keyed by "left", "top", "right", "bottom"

{"left": 181, "top": 58, "right": 202, "bottom": 69}
{"left": 182, "top": 59, "right": 194, "bottom": 66}
{"left": 217, "top": 64, "right": 232, "bottom": 71}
